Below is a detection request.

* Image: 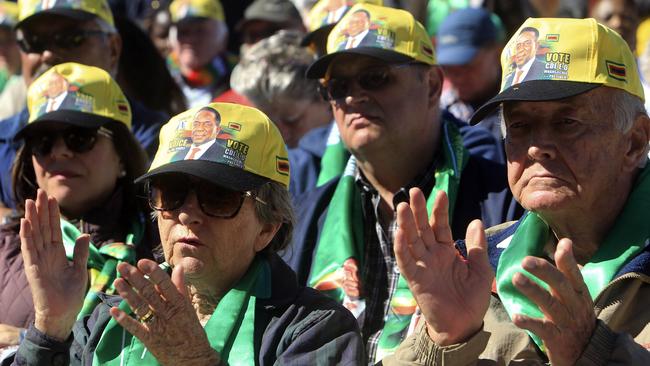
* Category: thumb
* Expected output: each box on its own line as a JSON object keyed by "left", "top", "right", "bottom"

{"left": 465, "top": 220, "right": 493, "bottom": 279}
{"left": 171, "top": 263, "right": 188, "bottom": 299}
{"left": 73, "top": 234, "right": 90, "bottom": 271}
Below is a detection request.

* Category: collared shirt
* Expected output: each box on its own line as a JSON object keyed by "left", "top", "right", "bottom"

{"left": 355, "top": 156, "right": 439, "bottom": 363}
{"left": 514, "top": 56, "right": 535, "bottom": 84}
{"left": 346, "top": 29, "right": 369, "bottom": 49}
{"left": 184, "top": 139, "right": 217, "bottom": 160}
{"left": 46, "top": 91, "right": 68, "bottom": 112}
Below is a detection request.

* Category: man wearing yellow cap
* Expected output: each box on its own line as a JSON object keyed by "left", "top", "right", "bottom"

{"left": 167, "top": 0, "right": 233, "bottom": 108}
{"left": 288, "top": 4, "right": 520, "bottom": 363}
{"left": 387, "top": 17, "right": 650, "bottom": 365}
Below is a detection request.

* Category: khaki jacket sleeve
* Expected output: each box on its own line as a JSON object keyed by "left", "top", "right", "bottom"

{"left": 576, "top": 320, "right": 650, "bottom": 366}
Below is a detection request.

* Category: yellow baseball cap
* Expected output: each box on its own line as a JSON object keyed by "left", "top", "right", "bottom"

{"left": 0, "top": 1, "right": 19, "bottom": 27}
{"left": 470, "top": 17, "right": 644, "bottom": 123}
{"left": 169, "top": 0, "right": 224, "bottom": 23}
{"left": 16, "top": 0, "right": 114, "bottom": 29}
{"left": 301, "top": 0, "right": 382, "bottom": 49}
{"left": 19, "top": 62, "right": 131, "bottom": 137}
{"left": 306, "top": 3, "right": 436, "bottom": 78}
{"left": 136, "top": 103, "right": 290, "bottom": 191}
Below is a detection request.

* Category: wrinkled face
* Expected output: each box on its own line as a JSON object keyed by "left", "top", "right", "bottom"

{"left": 327, "top": 54, "right": 436, "bottom": 157}
{"left": 503, "top": 88, "right": 632, "bottom": 218}
{"left": 18, "top": 15, "right": 118, "bottom": 86}
{"left": 156, "top": 181, "right": 271, "bottom": 291}
{"left": 514, "top": 31, "right": 537, "bottom": 66}
{"left": 31, "top": 124, "right": 122, "bottom": 218}
{"left": 591, "top": 0, "right": 638, "bottom": 50}
{"left": 441, "top": 46, "right": 501, "bottom": 104}
{"left": 260, "top": 95, "right": 332, "bottom": 148}
{"left": 347, "top": 12, "right": 369, "bottom": 37}
{"left": 173, "top": 18, "right": 226, "bottom": 70}
{"left": 191, "top": 110, "right": 219, "bottom": 145}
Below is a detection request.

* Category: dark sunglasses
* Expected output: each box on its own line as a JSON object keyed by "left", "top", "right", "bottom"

{"left": 318, "top": 61, "right": 422, "bottom": 101}
{"left": 26, "top": 126, "right": 113, "bottom": 157}
{"left": 15, "top": 29, "right": 107, "bottom": 54}
{"left": 146, "top": 174, "right": 267, "bottom": 219}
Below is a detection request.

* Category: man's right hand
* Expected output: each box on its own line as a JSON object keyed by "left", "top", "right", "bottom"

{"left": 20, "top": 189, "right": 90, "bottom": 341}
{"left": 395, "top": 188, "right": 493, "bottom": 345}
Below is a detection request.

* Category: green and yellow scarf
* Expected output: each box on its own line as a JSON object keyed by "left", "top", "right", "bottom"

{"left": 496, "top": 165, "right": 650, "bottom": 352}
{"left": 308, "top": 120, "right": 468, "bottom": 362}
{"left": 93, "top": 256, "right": 271, "bottom": 365}
{"left": 61, "top": 218, "right": 142, "bottom": 318}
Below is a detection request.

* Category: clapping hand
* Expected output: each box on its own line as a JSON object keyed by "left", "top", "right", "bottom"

{"left": 511, "top": 239, "right": 596, "bottom": 366}
{"left": 109, "top": 260, "right": 220, "bottom": 365}
{"left": 394, "top": 188, "right": 493, "bottom": 345}
{"left": 20, "top": 189, "right": 90, "bottom": 340}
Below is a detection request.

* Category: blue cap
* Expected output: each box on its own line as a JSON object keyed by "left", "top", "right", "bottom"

{"left": 436, "top": 8, "right": 504, "bottom": 66}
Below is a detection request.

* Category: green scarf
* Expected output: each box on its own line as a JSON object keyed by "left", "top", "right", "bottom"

{"left": 92, "top": 256, "right": 271, "bottom": 365}
{"left": 316, "top": 125, "right": 350, "bottom": 186}
{"left": 61, "top": 218, "right": 142, "bottom": 318}
{"left": 496, "top": 165, "right": 650, "bottom": 352}
{"left": 309, "top": 120, "right": 468, "bottom": 362}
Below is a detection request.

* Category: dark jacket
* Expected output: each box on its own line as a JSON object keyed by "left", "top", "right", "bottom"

{"left": 0, "top": 187, "right": 157, "bottom": 330}
{"left": 13, "top": 253, "right": 366, "bottom": 366}
{"left": 282, "top": 116, "right": 523, "bottom": 285}
{"left": 288, "top": 123, "right": 332, "bottom": 199}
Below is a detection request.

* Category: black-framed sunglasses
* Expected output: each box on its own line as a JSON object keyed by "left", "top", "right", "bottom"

{"left": 15, "top": 29, "right": 108, "bottom": 54}
{"left": 318, "top": 61, "right": 422, "bottom": 101}
{"left": 146, "top": 174, "right": 267, "bottom": 219}
{"left": 26, "top": 126, "right": 113, "bottom": 157}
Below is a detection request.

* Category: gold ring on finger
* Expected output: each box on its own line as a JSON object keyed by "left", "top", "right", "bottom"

{"left": 138, "top": 308, "right": 155, "bottom": 323}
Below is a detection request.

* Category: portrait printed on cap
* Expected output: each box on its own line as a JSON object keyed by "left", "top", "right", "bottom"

{"left": 34, "top": 71, "right": 93, "bottom": 116}
{"left": 334, "top": 8, "right": 394, "bottom": 51}
{"left": 502, "top": 27, "right": 573, "bottom": 89}
{"left": 166, "top": 106, "right": 250, "bottom": 169}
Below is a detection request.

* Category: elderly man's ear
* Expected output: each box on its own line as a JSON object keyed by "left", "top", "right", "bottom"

{"left": 426, "top": 66, "right": 444, "bottom": 107}
{"left": 624, "top": 113, "right": 650, "bottom": 170}
{"left": 253, "top": 221, "right": 283, "bottom": 252}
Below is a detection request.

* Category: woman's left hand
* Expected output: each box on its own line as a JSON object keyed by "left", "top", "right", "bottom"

{"left": 110, "top": 259, "right": 220, "bottom": 366}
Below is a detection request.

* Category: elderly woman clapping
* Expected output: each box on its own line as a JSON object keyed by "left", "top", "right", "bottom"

{"left": 14, "top": 103, "right": 364, "bottom": 365}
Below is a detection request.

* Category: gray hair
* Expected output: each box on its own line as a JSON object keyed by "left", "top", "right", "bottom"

{"left": 254, "top": 181, "right": 295, "bottom": 253}
{"left": 94, "top": 17, "right": 117, "bottom": 34}
{"left": 230, "top": 30, "right": 320, "bottom": 106}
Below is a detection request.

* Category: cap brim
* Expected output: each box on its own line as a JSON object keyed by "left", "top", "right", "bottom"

{"left": 300, "top": 24, "right": 335, "bottom": 47}
{"left": 469, "top": 80, "right": 602, "bottom": 124}
{"left": 436, "top": 46, "right": 478, "bottom": 66}
{"left": 135, "top": 160, "right": 271, "bottom": 192}
{"left": 15, "top": 110, "right": 116, "bottom": 139}
{"left": 306, "top": 47, "right": 414, "bottom": 78}
{"left": 15, "top": 8, "right": 95, "bottom": 29}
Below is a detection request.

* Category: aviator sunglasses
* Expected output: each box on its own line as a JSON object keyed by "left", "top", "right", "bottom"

{"left": 318, "top": 61, "right": 423, "bottom": 101}
{"left": 26, "top": 126, "right": 113, "bottom": 157}
{"left": 16, "top": 29, "right": 108, "bottom": 54}
{"left": 146, "top": 174, "right": 267, "bottom": 219}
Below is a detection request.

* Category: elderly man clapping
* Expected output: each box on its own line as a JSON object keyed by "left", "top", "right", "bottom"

{"left": 387, "top": 18, "right": 650, "bottom": 365}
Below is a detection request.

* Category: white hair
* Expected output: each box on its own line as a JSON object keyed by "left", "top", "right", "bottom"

{"left": 230, "top": 30, "right": 320, "bottom": 106}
